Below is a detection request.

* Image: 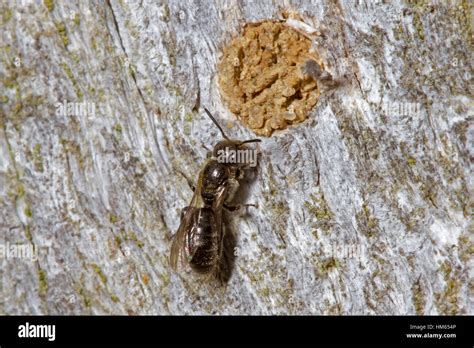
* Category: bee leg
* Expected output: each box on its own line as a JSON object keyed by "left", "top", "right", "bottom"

{"left": 201, "top": 143, "right": 211, "bottom": 153}
{"left": 224, "top": 203, "right": 258, "bottom": 211}
{"left": 177, "top": 170, "right": 196, "bottom": 192}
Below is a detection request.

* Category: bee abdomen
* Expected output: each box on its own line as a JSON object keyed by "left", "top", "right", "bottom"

{"left": 187, "top": 208, "right": 220, "bottom": 274}
{"left": 190, "top": 246, "right": 219, "bottom": 274}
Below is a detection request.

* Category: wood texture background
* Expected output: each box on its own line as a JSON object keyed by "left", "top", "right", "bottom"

{"left": 0, "top": 0, "right": 472, "bottom": 314}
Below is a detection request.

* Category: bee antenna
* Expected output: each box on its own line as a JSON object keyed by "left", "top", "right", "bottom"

{"left": 241, "top": 139, "right": 262, "bottom": 144}
{"left": 204, "top": 108, "right": 229, "bottom": 140}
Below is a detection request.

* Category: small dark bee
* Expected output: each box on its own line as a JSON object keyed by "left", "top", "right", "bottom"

{"left": 170, "top": 108, "right": 261, "bottom": 282}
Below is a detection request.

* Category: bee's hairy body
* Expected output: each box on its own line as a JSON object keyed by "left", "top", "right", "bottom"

{"left": 169, "top": 108, "right": 260, "bottom": 283}
{"left": 185, "top": 159, "right": 231, "bottom": 274}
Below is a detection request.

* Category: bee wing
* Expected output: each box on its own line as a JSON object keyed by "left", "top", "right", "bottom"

{"left": 212, "top": 182, "right": 227, "bottom": 216}
{"left": 169, "top": 207, "right": 193, "bottom": 271}
{"left": 212, "top": 182, "right": 229, "bottom": 282}
{"left": 169, "top": 172, "right": 204, "bottom": 271}
{"left": 212, "top": 183, "right": 228, "bottom": 247}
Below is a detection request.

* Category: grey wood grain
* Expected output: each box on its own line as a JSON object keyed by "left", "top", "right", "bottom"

{"left": 0, "top": 0, "right": 471, "bottom": 314}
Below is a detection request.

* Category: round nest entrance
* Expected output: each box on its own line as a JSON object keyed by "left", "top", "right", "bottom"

{"left": 218, "top": 20, "right": 321, "bottom": 136}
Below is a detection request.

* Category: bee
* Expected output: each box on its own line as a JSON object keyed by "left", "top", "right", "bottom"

{"left": 170, "top": 108, "right": 261, "bottom": 282}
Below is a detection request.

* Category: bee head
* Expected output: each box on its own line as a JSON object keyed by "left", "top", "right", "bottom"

{"left": 204, "top": 108, "right": 261, "bottom": 167}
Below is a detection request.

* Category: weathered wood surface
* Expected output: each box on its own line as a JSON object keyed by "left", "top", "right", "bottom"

{"left": 0, "top": 0, "right": 472, "bottom": 314}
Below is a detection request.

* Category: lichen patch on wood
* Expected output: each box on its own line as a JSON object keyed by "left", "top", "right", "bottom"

{"left": 218, "top": 20, "right": 321, "bottom": 136}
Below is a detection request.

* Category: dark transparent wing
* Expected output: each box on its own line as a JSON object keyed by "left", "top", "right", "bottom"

{"left": 170, "top": 206, "right": 193, "bottom": 271}
{"left": 212, "top": 182, "right": 227, "bottom": 217}
{"left": 169, "top": 172, "right": 204, "bottom": 271}
{"left": 212, "top": 182, "right": 228, "bottom": 281}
